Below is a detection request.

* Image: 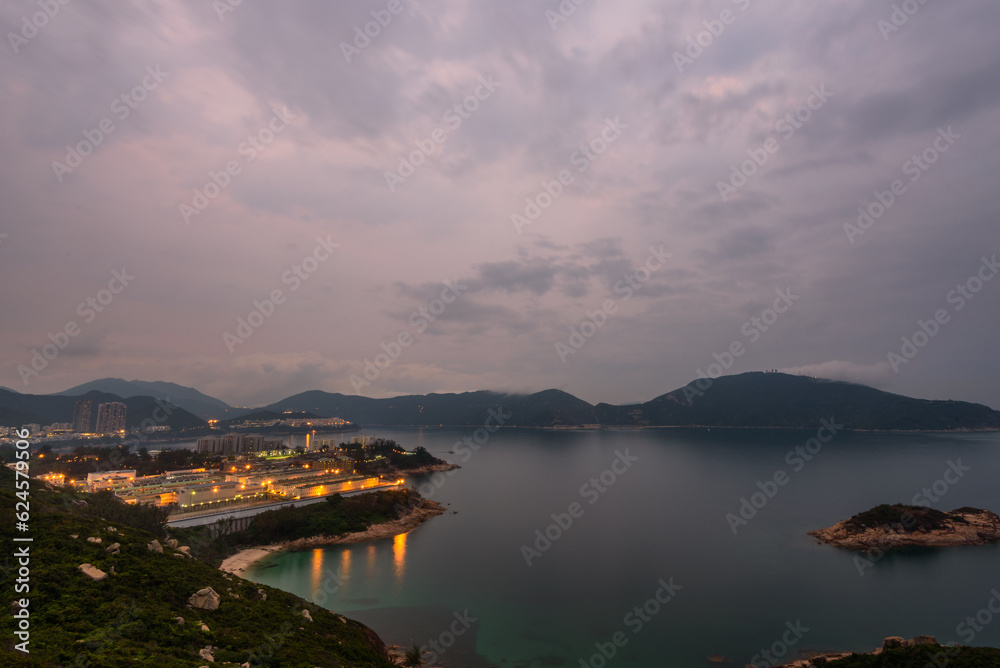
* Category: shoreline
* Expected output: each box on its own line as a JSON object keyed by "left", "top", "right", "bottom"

{"left": 219, "top": 498, "right": 448, "bottom": 577}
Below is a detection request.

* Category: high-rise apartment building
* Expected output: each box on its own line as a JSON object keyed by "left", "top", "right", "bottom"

{"left": 72, "top": 399, "right": 93, "bottom": 433}
{"left": 95, "top": 402, "right": 127, "bottom": 434}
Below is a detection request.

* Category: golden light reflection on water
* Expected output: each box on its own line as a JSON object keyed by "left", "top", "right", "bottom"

{"left": 366, "top": 543, "right": 376, "bottom": 575}
{"left": 393, "top": 532, "right": 407, "bottom": 580}
{"left": 310, "top": 548, "right": 323, "bottom": 599}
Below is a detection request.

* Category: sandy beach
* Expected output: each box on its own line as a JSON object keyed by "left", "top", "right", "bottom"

{"left": 219, "top": 499, "right": 448, "bottom": 577}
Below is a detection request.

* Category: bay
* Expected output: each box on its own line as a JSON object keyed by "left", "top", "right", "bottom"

{"left": 243, "top": 426, "right": 1000, "bottom": 667}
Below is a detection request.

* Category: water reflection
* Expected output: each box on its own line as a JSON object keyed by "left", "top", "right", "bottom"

{"left": 393, "top": 532, "right": 407, "bottom": 582}
{"left": 310, "top": 548, "right": 323, "bottom": 598}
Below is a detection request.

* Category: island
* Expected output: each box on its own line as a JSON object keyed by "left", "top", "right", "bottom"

{"left": 808, "top": 504, "right": 1000, "bottom": 551}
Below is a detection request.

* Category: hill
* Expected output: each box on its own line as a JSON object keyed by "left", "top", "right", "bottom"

{"left": 12, "top": 372, "right": 1000, "bottom": 431}
{"left": 264, "top": 388, "right": 599, "bottom": 427}
{"left": 264, "top": 374, "right": 999, "bottom": 431}
{"left": 53, "top": 379, "right": 238, "bottom": 420}
{"left": 593, "top": 372, "right": 1000, "bottom": 430}
{"left": 0, "top": 467, "right": 395, "bottom": 667}
{"left": 0, "top": 389, "right": 209, "bottom": 434}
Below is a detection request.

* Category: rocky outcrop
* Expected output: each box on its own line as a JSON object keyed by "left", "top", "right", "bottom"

{"left": 808, "top": 505, "right": 1000, "bottom": 551}
{"left": 776, "top": 635, "right": 940, "bottom": 666}
{"left": 147, "top": 539, "right": 163, "bottom": 553}
{"left": 79, "top": 564, "right": 108, "bottom": 581}
{"left": 105, "top": 542, "right": 121, "bottom": 555}
{"left": 301, "top": 609, "right": 313, "bottom": 622}
{"left": 188, "top": 587, "right": 221, "bottom": 610}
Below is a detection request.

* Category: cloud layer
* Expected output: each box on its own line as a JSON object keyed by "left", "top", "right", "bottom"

{"left": 1, "top": 0, "right": 998, "bottom": 408}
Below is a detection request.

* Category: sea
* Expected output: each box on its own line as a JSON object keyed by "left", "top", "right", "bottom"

{"left": 227, "top": 426, "right": 999, "bottom": 667}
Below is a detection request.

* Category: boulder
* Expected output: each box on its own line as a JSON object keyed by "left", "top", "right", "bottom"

{"left": 174, "top": 617, "right": 185, "bottom": 625}
{"left": 198, "top": 646, "right": 214, "bottom": 662}
{"left": 301, "top": 609, "right": 313, "bottom": 622}
{"left": 86, "top": 537, "right": 102, "bottom": 544}
{"left": 79, "top": 564, "right": 107, "bottom": 581}
{"left": 105, "top": 526, "right": 117, "bottom": 533}
{"left": 72, "top": 499, "right": 88, "bottom": 507}
{"left": 147, "top": 540, "right": 163, "bottom": 553}
{"left": 199, "top": 622, "right": 210, "bottom": 632}
{"left": 70, "top": 534, "right": 78, "bottom": 539}
{"left": 105, "top": 542, "right": 121, "bottom": 554}
{"left": 165, "top": 538, "right": 179, "bottom": 548}
{"left": 177, "top": 545, "right": 192, "bottom": 556}
{"left": 188, "top": 587, "right": 221, "bottom": 610}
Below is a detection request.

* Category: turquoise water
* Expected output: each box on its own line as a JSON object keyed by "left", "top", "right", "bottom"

{"left": 244, "top": 427, "right": 1000, "bottom": 667}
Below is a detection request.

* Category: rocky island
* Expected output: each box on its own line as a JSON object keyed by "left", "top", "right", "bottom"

{"left": 808, "top": 504, "right": 1000, "bottom": 551}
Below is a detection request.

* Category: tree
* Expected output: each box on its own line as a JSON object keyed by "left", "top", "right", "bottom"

{"left": 404, "top": 644, "right": 422, "bottom": 666}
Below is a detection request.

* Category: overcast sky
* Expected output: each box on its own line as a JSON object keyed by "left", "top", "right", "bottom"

{"left": 1, "top": 0, "right": 998, "bottom": 409}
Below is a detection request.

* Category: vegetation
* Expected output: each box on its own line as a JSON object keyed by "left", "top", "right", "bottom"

{"left": 170, "top": 488, "right": 418, "bottom": 567}
{"left": 823, "top": 645, "right": 1000, "bottom": 667}
{"left": 18, "top": 444, "right": 226, "bottom": 477}
{"left": 0, "top": 466, "right": 395, "bottom": 667}
{"left": 846, "top": 504, "right": 968, "bottom": 533}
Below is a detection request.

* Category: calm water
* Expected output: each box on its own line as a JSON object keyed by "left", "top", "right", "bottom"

{"left": 243, "top": 427, "right": 1000, "bottom": 667}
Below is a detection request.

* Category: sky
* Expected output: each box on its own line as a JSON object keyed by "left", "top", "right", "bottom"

{"left": 1, "top": 0, "right": 998, "bottom": 409}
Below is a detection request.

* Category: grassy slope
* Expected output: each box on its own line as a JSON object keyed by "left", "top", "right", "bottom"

{"left": 0, "top": 467, "right": 396, "bottom": 668}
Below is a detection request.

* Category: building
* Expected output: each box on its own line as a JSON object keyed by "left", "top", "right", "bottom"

{"left": 95, "top": 402, "right": 127, "bottom": 434}
{"left": 72, "top": 399, "right": 93, "bottom": 433}
{"left": 196, "top": 433, "right": 285, "bottom": 455}
{"left": 86, "top": 469, "right": 137, "bottom": 491}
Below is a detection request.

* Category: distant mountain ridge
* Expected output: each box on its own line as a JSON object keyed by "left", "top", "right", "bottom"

{"left": 2, "top": 372, "right": 998, "bottom": 431}
{"left": 52, "top": 378, "right": 241, "bottom": 420}
{"left": 0, "top": 388, "right": 207, "bottom": 433}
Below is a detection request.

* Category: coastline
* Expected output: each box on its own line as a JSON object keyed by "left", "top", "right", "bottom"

{"left": 219, "top": 498, "right": 448, "bottom": 577}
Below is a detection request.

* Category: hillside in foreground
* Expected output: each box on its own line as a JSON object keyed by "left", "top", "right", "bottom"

{"left": 0, "top": 467, "right": 395, "bottom": 668}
